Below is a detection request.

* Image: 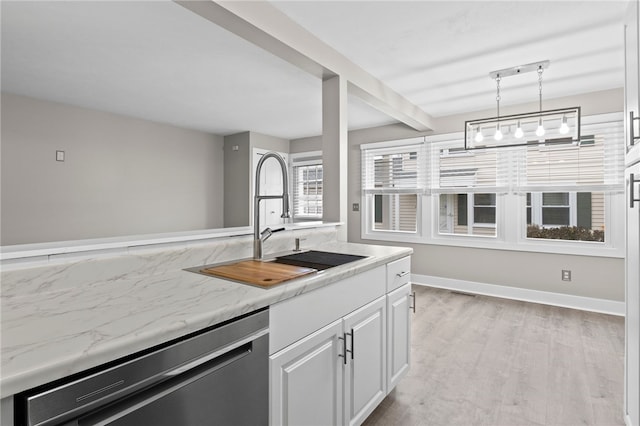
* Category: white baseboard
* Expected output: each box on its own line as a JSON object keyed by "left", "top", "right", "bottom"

{"left": 411, "top": 273, "right": 625, "bottom": 316}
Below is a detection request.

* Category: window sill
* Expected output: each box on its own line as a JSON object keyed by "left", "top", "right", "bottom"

{"left": 361, "top": 232, "right": 624, "bottom": 258}
{"left": 361, "top": 231, "right": 424, "bottom": 245}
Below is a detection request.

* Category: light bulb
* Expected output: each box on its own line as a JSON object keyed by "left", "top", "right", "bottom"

{"left": 514, "top": 121, "right": 524, "bottom": 139}
{"left": 494, "top": 126, "right": 503, "bottom": 141}
{"left": 559, "top": 116, "right": 569, "bottom": 134}
{"left": 474, "top": 128, "right": 483, "bottom": 143}
{"left": 535, "top": 119, "right": 545, "bottom": 137}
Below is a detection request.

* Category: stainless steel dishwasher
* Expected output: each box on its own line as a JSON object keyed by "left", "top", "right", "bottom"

{"left": 14, "top": 308, "right": 269, "bottom": 426}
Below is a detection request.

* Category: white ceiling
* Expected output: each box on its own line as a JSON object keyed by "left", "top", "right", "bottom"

{"left": 0, "top": 1, "right": 629, "bottom": 140}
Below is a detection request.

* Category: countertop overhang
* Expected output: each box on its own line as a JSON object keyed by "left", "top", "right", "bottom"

{"left": 0, "top": 241, "right": 411, "bottom": 398}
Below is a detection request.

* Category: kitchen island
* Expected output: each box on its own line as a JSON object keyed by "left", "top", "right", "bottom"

{"left": 1, "top": 227, "right": 412, "bottom": 424}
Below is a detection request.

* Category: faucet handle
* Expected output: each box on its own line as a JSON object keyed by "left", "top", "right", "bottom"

{"left": 294, "top": 237, "right": 306, "bottom": 252}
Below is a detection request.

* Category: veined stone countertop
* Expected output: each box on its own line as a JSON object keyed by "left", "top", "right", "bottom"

{"left": 0, "top": 239, "right": 412, "bottom": 398}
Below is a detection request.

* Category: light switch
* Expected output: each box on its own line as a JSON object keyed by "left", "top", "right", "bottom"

{"left": 56, "top": 150, "right": 65, "bottom": 162}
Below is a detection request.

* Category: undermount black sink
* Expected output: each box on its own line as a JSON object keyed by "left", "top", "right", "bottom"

{"left": 272, "top": 250, "right": 367, "bottom": 271}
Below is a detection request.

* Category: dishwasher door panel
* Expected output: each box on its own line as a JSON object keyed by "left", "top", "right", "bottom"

{"left": 78, "top": 333, "right": 268, "bottom": 426}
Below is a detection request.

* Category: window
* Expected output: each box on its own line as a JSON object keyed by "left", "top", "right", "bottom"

{"left": 517, "top": 123, "right": 624, "bottom": 242}
{"left": 439, "top": 193, "right": 496, "bottom": 236}
{"left": 361, "top": 140, "right": 427, "bottom": 235}
{"left": 291, "top": 153, "right": 322, "bottom": 220}
{"left": 526, "top": 192, "right": 605, "bottom": 242}
{"left": 433, "top": 138, "right": 505, "bottom": 237}
{"left": 360, "top": 113, "right": 625, "bottom": 256}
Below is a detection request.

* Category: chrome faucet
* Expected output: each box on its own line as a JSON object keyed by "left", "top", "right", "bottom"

{"left": 254, "top": 152, "right": 290, "bottom": 259}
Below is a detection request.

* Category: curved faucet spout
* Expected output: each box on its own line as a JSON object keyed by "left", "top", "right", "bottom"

{"left": 254, "top": 152, "right": 290, "bottom": 259}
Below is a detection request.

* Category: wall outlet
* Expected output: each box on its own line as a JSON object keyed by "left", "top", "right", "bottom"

{"left": 352, "top": 203, "right": 359, "bottom": 212}
{"left": 562, "top": 270, "right": 572, "bottom": 281}
{"left": 56, "top": 150, "right": 65, "bottom": 162}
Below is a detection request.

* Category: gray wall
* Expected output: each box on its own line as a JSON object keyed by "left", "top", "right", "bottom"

{"left": 223, "top": 132, "right": 251, "bottom": 227}
{"left": 251, "top": 131, "right": 290, "bottom": 154}
{"left": 292, "top": 88, "right": 626, "bottom": 302}
{"left": 223, "top": 131, "right": 290, "bottom": 227}
{"left": 1, "top": 93, "right": 224, "bottom": 245}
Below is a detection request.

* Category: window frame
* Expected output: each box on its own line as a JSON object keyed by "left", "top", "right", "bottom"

{"left": 528, "top": 192, "right": 577, "bottom": 228}
{"left": 290, "top": 151, "right": 323, "bottom": 222}
{"left": 360, "top": 138, "right": 426, "bottom": 242}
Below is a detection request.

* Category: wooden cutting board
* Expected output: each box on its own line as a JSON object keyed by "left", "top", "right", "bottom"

{"left": 201, "top": 260, "right": 316, "bottom": 287}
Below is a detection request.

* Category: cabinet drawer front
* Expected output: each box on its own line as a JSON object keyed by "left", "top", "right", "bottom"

{"left": 270, "top": 266, "right": 386, "bottom": 354}
{"left": 386, "top": 257, "right": 411, "bottom": 292}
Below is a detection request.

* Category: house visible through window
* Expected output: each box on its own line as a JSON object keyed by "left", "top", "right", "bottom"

{"left": 361, "top": 140, "right": 427, "bottom": 235}
{"left": 527, "top": 192, "right": 604, "bottom": 242}
{"left": 434, "top": 140, "right": 502, "bottom": 237}
{"left": 439, "top": 193, "right": 496, "bottom": 236}
{"left": 373, "top": 153, "right": 418, "bottom": 232}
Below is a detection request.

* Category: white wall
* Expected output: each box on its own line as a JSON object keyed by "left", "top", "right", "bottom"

{"left": 291, "top": 88, "right": 626, "bottom": 302}
{"left": 1, "top": 93, "right": 225, "bottom": 245}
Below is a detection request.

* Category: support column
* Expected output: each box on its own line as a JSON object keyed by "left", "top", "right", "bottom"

{"left": 322, "top": 75, "right": 348, "bottom": 241}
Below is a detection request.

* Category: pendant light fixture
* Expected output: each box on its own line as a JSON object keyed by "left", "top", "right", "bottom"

{"left": 464, "top": 60, "right": 581, "bottom": 150}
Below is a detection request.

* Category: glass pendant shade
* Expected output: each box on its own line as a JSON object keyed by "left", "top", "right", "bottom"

{"left": 474, "top": 127, "right": 483, "bottom": 143}
{"left": 514, "top": 122, "right": 524, "bottom": 138}
{"left": 559, "top": 116, "right": 570, "bottom": 134}
{"left": 494, "top": 125, "right": 503, "bottom": 141}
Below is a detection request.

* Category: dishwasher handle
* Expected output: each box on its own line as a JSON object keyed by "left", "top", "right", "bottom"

{"left": 77, "top": 341, "right": 255, "bottom": 426}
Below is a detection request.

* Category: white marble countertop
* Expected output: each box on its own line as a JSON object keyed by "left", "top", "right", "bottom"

{"left": 0, "top": 240, "right": 411, "bottom": 398}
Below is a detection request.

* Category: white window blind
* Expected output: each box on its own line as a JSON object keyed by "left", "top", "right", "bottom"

{"left": 291, "top": 155, "right": 322, "bottom": 219}
{"left": 516, "top": 118, "right": 624, "bottom": 192}
{"left": 361, "top": 142, "right": 427, "bottom": 194}
{"left": 361, "top": 141, "right": 426, "bottom": 234}
{"left": 430, "top": 141, "right": 511, "bottom": 194}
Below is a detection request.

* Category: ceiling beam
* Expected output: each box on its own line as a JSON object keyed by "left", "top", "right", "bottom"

{"left": 175, "top": 0, "right": 434, "bottom": 132}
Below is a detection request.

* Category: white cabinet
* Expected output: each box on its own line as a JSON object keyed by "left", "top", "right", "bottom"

{"left": 625, "top": 0, "right": 640, "bottom": 166}
{"left": 270, "top": 297, "right": 386, "bottom": 426}
{"left": 627, "top": 163, "right": 640, "bottom": 426}
{"left": 343, "top": 297, "right": 387, "bottom": 426}
{"left": 626, "top": 1, "right": 640, "bottom": 425}
{"left": 387, "top": 283, "right": 412, "bottom": 391}
{"left": 269, "top": 256, "right": 413, "bottom": 426}
{"left": 270, "top": 319, "right": 344, "bottom": 426}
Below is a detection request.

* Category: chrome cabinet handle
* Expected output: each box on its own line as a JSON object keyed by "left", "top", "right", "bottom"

{"left": 348, "top": 330, "right": 355, "bottom": 359}
{"left": 396, "top": 271, "right": 409, "bottom": 278}
{"left": 409, "top": 292, "right": 416, "bottom": 313}
{"left": 632, "top": 173, "right": 640, "bottom": 209}
{"left": 338, "top": 333, "right": 348, "bottom": 364}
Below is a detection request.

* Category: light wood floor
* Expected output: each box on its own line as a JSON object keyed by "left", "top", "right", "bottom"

{"left": 364, "top": 285, "right": 625, "bottom": 426}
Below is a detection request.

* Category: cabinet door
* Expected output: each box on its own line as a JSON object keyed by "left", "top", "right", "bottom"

{"left": 625, "top": 0, "right": 640, "bottom": 164}
{"left": 343, "top": 296, "right": 386, "bottom": 426}
{"left": 270, "top": 319, "right": 344, "bottom": 426}
{"left": 387, "top": 283, "right": 411, "bottom": 392}
{"left": 627, "top": 164, "right": 640, "bottom": 426}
